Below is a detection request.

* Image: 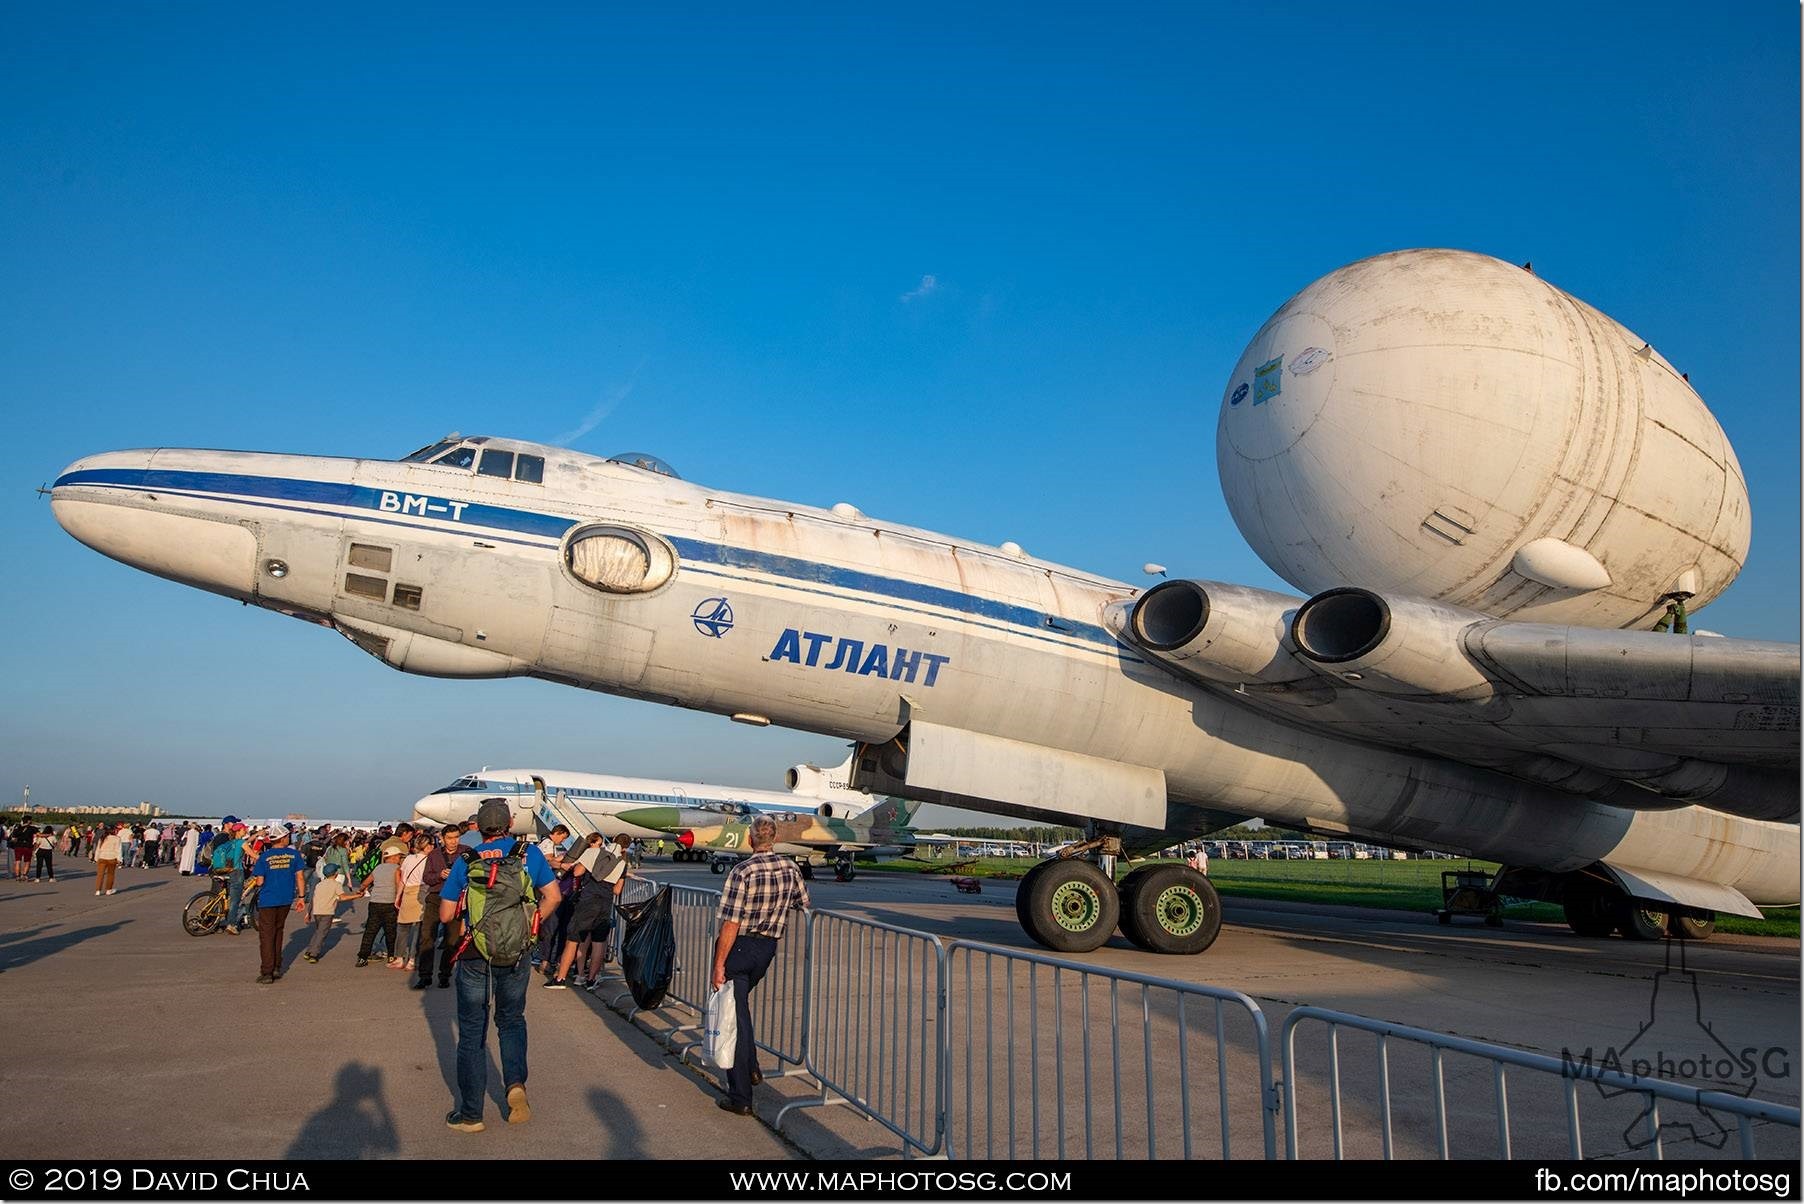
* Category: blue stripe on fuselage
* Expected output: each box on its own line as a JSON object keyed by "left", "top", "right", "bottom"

{"left": 55, "top": 466, "right": 1127, "bottom": 651}
{"left": 664, "top": 537, "right": 1117, "bottom": 646}
{"left": 54, "top": 468, "right": 574, "bottom": 539}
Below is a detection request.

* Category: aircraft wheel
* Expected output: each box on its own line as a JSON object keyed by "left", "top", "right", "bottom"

{"left": 1014, "top": 860, "right": 1053, "bottom": 933}
{"left": 1617, "top": 902, "right": 1670, "bottom": 941}
{"left": 710, "top": 858, "right": 725, "bottom": 875}
{"left": 1671, "top": 911, "right": 1716, "bottom": 940}
{"left": 1022, "top": 859, "right": 1119, "bottom": 954}
{"left": 1562, "top": 894, "right": 1617, "bottom": 938}
{"left": 834, "top": 861, "right": 856, "bottom": 883}
{"left": 1122, "top": 865, "right": 1221, "bottom": 955}
{"left": 799, "top": 861, "right": 814, "bottom": 881}
{"left": 1116, "top": 866, "right": 1160, "bottom": 951}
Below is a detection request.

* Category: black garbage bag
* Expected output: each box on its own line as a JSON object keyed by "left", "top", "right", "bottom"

{"left": 616, "top": 884, "right": 675, "bottom": 1009}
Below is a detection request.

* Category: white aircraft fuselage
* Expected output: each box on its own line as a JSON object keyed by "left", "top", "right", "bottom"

{"left": 49, "top": 253, "right": 1801, "bottom": 953}
{"left": 51, "top": 437, "right": 1796, "bottom": 906}
{"left": 411, "top": 764, "right": 877, "bottom": 860}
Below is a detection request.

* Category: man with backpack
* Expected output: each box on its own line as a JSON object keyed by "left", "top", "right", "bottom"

{"left": 437, "top": 799, "right": 561, "bottom": 1133}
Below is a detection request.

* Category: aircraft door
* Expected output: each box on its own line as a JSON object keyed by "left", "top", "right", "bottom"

{"left": 526, "top": 775, "right": 556, "bottom": 836}
{"left": 252, "top": 514, "right": 344, "bottom": 618}
{"left": 513, "top": 777, "right": 539, "bottom": 834}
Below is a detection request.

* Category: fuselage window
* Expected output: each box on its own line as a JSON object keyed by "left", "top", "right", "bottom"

{"left": 515, "top": 454, "right": 545, "bottom": 484}
{"left": 564, "top": 526, "right": 676, "bottom": 594}
{"left": 433, "top": 446, "right": 477, "bottom": 469}
{"left": 348, "top": 543, "right": 392, "bottom": 573}
{"left": 344, "top": 573, "right": 387, "bottom": 600}
{"left": 478, "top": 449, "right": 514, "bottom": 479}
{"left": 393, "top": 584, "right": 423, "bottom": 610}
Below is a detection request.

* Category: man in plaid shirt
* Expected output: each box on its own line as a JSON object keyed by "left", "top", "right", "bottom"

{"left": 711, "top": 815, "right": 810, "bottom": 1114}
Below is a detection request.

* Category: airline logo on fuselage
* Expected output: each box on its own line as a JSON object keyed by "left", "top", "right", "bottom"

{"left": 768, "top": 628, "right": 951, "bottom": 686}
{"left": 377, "top": 491, "right": 470, "bottom": 521}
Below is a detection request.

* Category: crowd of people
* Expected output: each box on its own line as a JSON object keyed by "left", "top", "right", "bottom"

{"left": 4, "top": 807, "right": 801, "bottom": 1134}
{"left": 4, "top": 816, "right": 218, "bottom": 886}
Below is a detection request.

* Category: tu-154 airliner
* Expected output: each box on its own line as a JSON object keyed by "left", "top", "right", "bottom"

{"left": 410, "top": 753, "right": 918, "bottom": 879}
{"left": 51, "top": 250, "right": 1799, "bottom": 954}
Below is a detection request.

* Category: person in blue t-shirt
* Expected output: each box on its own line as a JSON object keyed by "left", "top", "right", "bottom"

{"left": 438, "top": 799, "right": 560, "bottom": 1133}
{"left": 246, "top": 828, "right": 308, "bottom": 985}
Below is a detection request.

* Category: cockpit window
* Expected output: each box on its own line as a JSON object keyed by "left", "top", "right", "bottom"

{"left": 402, "top": 440, "right": 459, "bottom": 463}
{"left": 432, "top": 775, "right": 485, "bottom": 794}
{"left": 606, "top": 452, "right": 681, "bottom": 480}
{"left": 515, "top": 454, "right": 544, "bottom": 484}
{"left": 433, "top": 446, "right": 477, "bottom": 469}
{"left": 477, "top": 449, "right": 514, "bottom": 479}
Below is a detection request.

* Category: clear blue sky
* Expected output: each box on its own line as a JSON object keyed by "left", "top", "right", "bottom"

{"left": 2, "top": 3, "right": 1796, "bottom": 821}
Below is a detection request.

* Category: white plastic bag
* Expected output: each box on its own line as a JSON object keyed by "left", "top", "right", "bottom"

{"left": 706, "top": 981, "right": 738, "bottom": 1070}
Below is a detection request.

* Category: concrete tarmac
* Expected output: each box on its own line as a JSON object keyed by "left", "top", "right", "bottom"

{"left": 3, "top": 856, "right": 1795, "bottom": 1161}
{"left": 638, "top": 862, "right": 1800, "bottom": 1161}
{"left": 0, "top": 859, "right": 796, "bottom": 1160}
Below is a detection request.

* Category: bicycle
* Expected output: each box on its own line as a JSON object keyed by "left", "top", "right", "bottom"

{"left": 181, "top": 871, "right": 236, "bottom": 936}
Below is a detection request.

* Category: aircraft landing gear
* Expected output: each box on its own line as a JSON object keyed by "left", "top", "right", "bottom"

{"left": 833, "top": 854, "right": 856, "bottom": 883}
{"left": 1671, "top": 911, "right": 1716, "bottom": 940}
{"left": 1020, "top": 857, "right": 1119, "bottom": 954}
{"left": 1118, "top": 864, "right": 1222, "bottom": 955}
{"left": 799, "top": 860, "right": 815, "bottom": 881}
{"left": 1618, "top": 902, "right": 1672, "bottom": 941}
{"left": 1562, "top": 878, "right": 1717, "bottom": 941}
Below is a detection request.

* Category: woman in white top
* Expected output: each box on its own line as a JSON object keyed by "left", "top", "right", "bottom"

{"left": 394, "top": 835, "right": 431, "bottom": 973}
{"left": 95, "top": 826, "right": 122, "bottom": 895}
{"left": 178, "top": 824, "right": 201, "bottom": 876}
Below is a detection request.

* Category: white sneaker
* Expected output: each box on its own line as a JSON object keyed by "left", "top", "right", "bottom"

{"left": 95, "top": 890, "right": 101, "bottom": 896}
{"left": 106, "top": 889, "right": 115, "bottom": 895}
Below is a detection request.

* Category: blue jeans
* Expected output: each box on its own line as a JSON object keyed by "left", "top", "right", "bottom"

{"left": 227, "top": 865, "right": 248, "bottom": 928}
{"left": 724, "top": 935, "right": 778, "bottom": 1107}
{"left": 454, "top": 957, "right": 530, "bottom": 1118}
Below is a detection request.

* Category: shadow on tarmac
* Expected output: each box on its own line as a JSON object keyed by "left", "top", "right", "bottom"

{"left": 0, "top": 920, "right": 131, "bottom": 972}
{"left": 286, "top": 1062, "right": 399, "bottom": 1158}
{"left": 586, "top": 1086, "right": 647, "bottom": 1159}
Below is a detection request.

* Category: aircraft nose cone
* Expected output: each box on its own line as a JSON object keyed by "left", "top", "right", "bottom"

{"left": 412, "top": 797, "right": 457, "bottom": 825}
{"left": 52, "top": 448, "right": 156, "bottom": 494}
{"left": 52, "top": 448, "right": 259, "bottom": 600}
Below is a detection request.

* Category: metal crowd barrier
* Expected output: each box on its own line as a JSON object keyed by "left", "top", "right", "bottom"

{"left": 578, "top": 868, "right": 1799, "bottom": 1164}
{"left": 943, "top": 940, "right": 1278, "bottom": 1160}
{"left": 776, "top": 910, "right": 949, "bottom": 1157}
{"left": 1280, "top": 1006, "right": 1803, "bottom": 1160}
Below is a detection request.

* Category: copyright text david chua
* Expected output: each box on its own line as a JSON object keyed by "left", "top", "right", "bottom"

{"left": 8, "top": 1167, "right": 312, "bottom": 1197}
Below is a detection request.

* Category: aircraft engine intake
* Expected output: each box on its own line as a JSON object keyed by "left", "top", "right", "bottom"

{"left": 1123, "top": 579, "right": 1311, "bottom": 687}
{"left": 1289, "top": 588, "right": 1493, "bottom": 697}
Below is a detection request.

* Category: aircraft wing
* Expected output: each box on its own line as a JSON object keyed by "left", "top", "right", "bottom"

{"left": 1117, "top": 581, "right": 1800, "bottom": 822}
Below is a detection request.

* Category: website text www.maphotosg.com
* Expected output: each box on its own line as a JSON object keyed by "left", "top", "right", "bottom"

{"left": 728, "top": 1170, "right": 1072, "bottom": 1196}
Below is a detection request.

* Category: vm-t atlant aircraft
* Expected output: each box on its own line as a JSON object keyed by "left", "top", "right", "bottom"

{"left": 51, "top": 250, "right": 1799, "bottom": 955}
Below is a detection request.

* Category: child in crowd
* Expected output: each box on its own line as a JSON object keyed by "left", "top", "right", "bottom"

{"left": 301, "top": 865, "right": 360, "bottom": 963}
